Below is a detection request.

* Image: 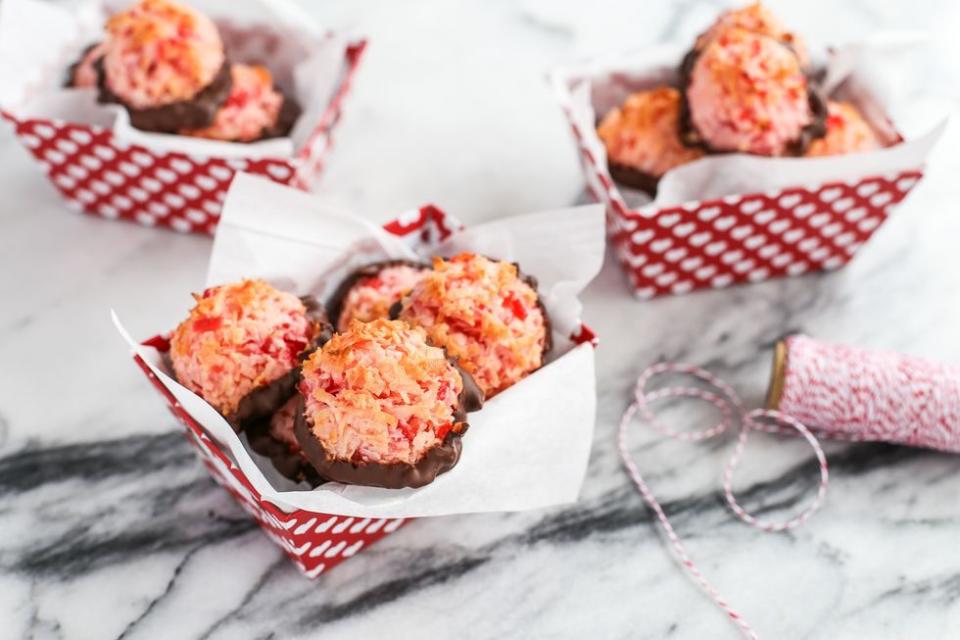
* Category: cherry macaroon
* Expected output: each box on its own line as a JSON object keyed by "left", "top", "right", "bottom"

{"left": 96, "top": 0, "right": 233, "bottom": 133}
{"left": 169, "top": 279, "right": 332, "bottom": 430}
{"left": 66, "top": 42, "right": 107, "bottom": 89}
{"left": 180, "top": 63, "right": 301, "bottom": 142}
{"left": 681, "top": 28, "right": 825, "bottom": 156}
{"left": 327, "top": 260, "right": 429, "bottom": 333}
{"left": 597, "top": 87, "right": 705, "bottom": 194}
{"left": 295, "top": 319, "right": 483, "bottom": 489}
{"left": 693, "top": 2, "right": 808, "bottom": 68}
{"left": 243, "top": 395, "right": 325, "bottom": 487}
{"left": 804, "top": 101, "right": 882, "bottom": 157}
{"left": 395, "top": 253, "right": 551, "bottom": 397}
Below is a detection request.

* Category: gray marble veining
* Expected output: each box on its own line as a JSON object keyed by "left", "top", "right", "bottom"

{"left": 1, "top": 0, "right": 959, "bottom": 638}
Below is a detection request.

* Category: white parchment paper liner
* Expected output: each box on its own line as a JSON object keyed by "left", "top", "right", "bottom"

{"left": 0, "top": 0, "right": 349, "bottom": 159}
{"left": 114, "top": 173, "right": 605, "bottom": 517}
{"left": 551, "top": 38, "right": 947, "bottom": 210}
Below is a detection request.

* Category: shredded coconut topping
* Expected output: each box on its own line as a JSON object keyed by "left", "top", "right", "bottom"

{"left": 300, "top": 319, "right": 464, "bottom": 466}
{"left": 103, "top": 0, "right": 224, "bottom": 108}
{"left": 695, "top": 2, "right": 807, "bottom": 67}
{"left": 399, "top": 253, "right": 547, "bottom": 397}
{"left": 170, "top": 279, "right": 316, "bottom": 416}
{"left": 687, "top": 28, "right": 810, "bottom": 156}
{"left": 805, "top": 101, "right": 880, "bottom": 157}
{"left": 337, "top": 264, "right": 427, "bottom": 331}
{"left": 598, "top": 88, "right": 704, "bottom": 178}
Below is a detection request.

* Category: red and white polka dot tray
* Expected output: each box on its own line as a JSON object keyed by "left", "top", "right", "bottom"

{"left": 133, "top": 205, "right": 598, "bottom": 578}
{"left": 555, "top": 96, "right": 925, "bottom": 299}
{"left": 1, "top": 40, "right": 366, "bottom": 236}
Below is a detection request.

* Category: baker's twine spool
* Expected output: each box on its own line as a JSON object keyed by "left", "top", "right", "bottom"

{"left": 618, "top": 335, "right": 960, "bottom": 639}
{"left": 771, "top": 335, "right": 960, "bottom": 452}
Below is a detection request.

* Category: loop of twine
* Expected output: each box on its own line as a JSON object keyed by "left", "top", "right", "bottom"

{"left": 618, "top": 362, "right": 830, "bottom": 640}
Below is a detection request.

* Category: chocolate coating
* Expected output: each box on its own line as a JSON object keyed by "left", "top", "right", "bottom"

{"left": 607, "top": 161, "right": 661, "bottom": 196}
{"left": 294, "top": 361, "right": 484, "bottom": 489}
{"left": 96, "top": 57, "right": 234, "bottom": 133}
{"left": 327, "top": 259, "right": 429, "bottom": 331}
{"left": 63, "top": 43, "right": 100, "bottom": 88}
{"left": 244, "top": 414, "right": 325, "bottom": 487}
{"left": 676, "top": 46, "right": 827, "bottom": 156}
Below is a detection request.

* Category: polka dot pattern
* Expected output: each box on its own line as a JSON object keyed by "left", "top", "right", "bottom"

{"left": 1, "top": 40, "right": 367, "bottom": 235}
{"left": 555, "top": 103, "right": 925, "bottom": 299}
{"left": 604, "top": 175, "right": 923, "bottom": 299}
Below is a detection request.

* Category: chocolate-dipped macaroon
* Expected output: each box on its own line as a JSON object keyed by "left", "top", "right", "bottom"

{"left": 96, "top": 0, "right": 233, "bottom": 133}
{"left": 245, "top": 396, "right": 324, "bottom": 487}
{"left": 180, "top": 63, "right": 302, "bottom": 142}
{"left": 65, "top": 42, "right": 107, "bottom": 89}
{"left": 394, "top": 253, "right": 551, "bottom": 398}
{"left": 169, "top": 279, "right": 333, "bottom": 431}
{"left": 597, "top": 87, "right": 705, "bottom": 195}
{"left": 295, "top": 318, "right": 483, "bottom": 489}
{"left": 804, "top": 101, "right": 882, "bottom": 158}
{"left": 328, "top": 260, "right": 429, "bottom": 332}
{"left": 678, "top": 27, "right": 826, "bottom": 156}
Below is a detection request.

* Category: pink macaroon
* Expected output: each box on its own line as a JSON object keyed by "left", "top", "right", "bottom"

{"left": 597, "top": 87, "right": 705, "bottom": 191}
{"left": 295, "top": 318, "right": 483, "bottom": 489}
{"left": 181, "top": 64, "right": 286, "bottom": 142}
{"left": 102, "top": 0, "right": 225, "bottom": 109}
{"left": 332, "top": 262, "right": 429, "bottom": 332}
{"left": 695, "top": 2, "right": 808, "bottom": 67}
{"left": 685, "top": 28, "right": 815, "bottom": 156}
{"left": 169, "top": 279, "right": 329, "bottom": 427}
{"left": 805, "top": 101, "right": 881, "bottom": 157}
{"left": 397, "top": 253, "right": 550, "bottom": 398}
{"left": 68, "top": 43, "right": 107, "bottom": 89}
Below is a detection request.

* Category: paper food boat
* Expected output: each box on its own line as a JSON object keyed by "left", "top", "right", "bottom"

{"left": 0, "top": 0, "right": 366, "bottom": 234}
{"left": 115, "top": 174, "right": 604, "bottom": 577}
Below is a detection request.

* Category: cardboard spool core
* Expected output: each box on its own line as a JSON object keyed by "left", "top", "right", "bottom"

{"left": 766, "top": 339, "right": 788, "bottom": 410}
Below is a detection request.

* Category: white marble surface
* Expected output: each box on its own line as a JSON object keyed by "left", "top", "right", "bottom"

{"left": 2, "top": 0, "right": 960, "bottom": 638}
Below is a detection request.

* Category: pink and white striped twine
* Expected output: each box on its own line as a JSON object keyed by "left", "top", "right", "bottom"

{"left": 618, "top": 334, "right": 960, "bottom": 639}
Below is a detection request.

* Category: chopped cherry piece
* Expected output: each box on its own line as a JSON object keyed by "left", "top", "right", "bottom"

{"left": 193, "top": 315, "right": 222, "bottom": 332}
{"left": 435, "top": 422, "right": 452, "bottom": 440}
{"left": 398, "top": 419, "right": 419, "bottom": 443}
{"left": 284, "top": 338, "right": 307, "bottom": 355}
{"left": 502, "top": 293, "right": 528, "bottom": 320}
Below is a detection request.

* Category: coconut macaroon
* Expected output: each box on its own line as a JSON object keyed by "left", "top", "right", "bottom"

{"left": 683, "top": 28, "right": 824, "bottom": 156}
{"left": 169, "top": 279, "right": 332, "bottom": 430}
{"left": 295, "top": 319, "right": 483, "bottom": 489}
{"left": 328, "top": 260, "right": 429, "bottom": 332}
{"left": 396, "top": 253, "right": 550, "bottom": 397}
{"left": 66, "top": 43, "right": 107, "bottom": 89}
{"left": 243, "top": 395, "right": 324, "bottom": 486}
{"left": 694, "top": 2, "right": 808, "bottom": 67}
{"left": 804, "top": 101, "right": 881, "bottom": 158}
{"left": 97, "top": 0, "right": 232, "bottom": 132}
{"left": 597, "top": 87, "right": 705, "bottom": 194}
{"left": 181, "top": 64, "right": 300, "bottom": 142}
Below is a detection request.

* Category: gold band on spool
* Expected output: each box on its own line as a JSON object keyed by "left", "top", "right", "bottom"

{"left": 765, "top": 339, "right": 788, "bottom": 409}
